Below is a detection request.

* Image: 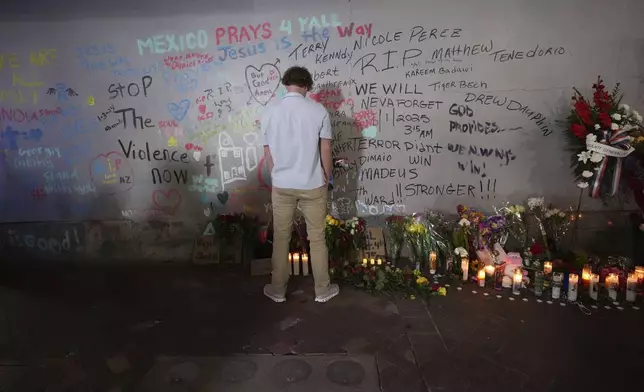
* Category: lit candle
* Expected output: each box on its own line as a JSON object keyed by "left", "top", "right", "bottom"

{"left": 362, "top": 258, "right": 368, "bottom": 266}
{"left": 568, "top": 273, "right": 579, "bottom": 302}
{"left": 484, "top": 264, "right": 495, "bottom": 277}
{"left": 582, "top": 264, "right": 592, "bottom": 282}
{"left": 301, "top": 253, "right": 309, "bottom": 276}
{"left": 377, "top": 258, "right": 382, "bottom": 265}
{"left": 289, "top": 253, "right": 293, "bottom": 276}
{"left": 589, "top": 274, "right": 599, "bottom": 301}
{"left": 626, "top": 273, "right": 637, "bottom": 302}
{"left": 429, "top": 252, "right": 437, "bottom": 274}
{"left": 370, "top": 258, "right": 375, "bottom": 265}
{"left": 461, "top": 258, "right": 469, "bottom": 282}
{"left": 512, "top": 269, "right": 522, "bottom": 295}
{"left": 293, "top": 253, "right": 300, "bottom": 275}
{"left": 552, "top": 272, "right": 563, "bottom": 299}
{"left": 543, "top": 261, "right": 553, "bottom": 274}
{"left": 477, "top": 269, "right": 486, "bottom": 288}
{"left": 635, "top": 266, "right": 644, "bottom": 284}
{"left": 606, "top": 273, "right": 618, "bottom": 301}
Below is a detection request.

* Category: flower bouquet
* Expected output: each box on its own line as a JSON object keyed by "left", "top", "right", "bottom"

{"left": 385, "top": 215, "right": 408, "bottom": 263}
{"left": 344, "top": 216, "right": 367, "bottom": 263}
{"left": 325, "top": 214, "right": 346, "bottom": 263}
{"left": 495, "top": 203, "right": 528, "bottom": 251}
{"left": 422, "top": 211, "right": 455, "bottom": 272}
{"left": 453, "top": 204, "right": 485, "bottom": 256}
{"left": 565, "top": 76, "right": 642, "bottom": 198}
{"left": 542, "top": 206, "right": 572, "bottom": 255}
{"left": 405, "top": 216, "right": 427, "bottom": 271}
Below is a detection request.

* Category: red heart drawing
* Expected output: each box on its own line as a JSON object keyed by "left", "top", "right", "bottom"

{"left": 152, "top": 189, "right": 182, "bottom": 214}
{"left": 198, "top": 104, "right": 207, "bottom": 114}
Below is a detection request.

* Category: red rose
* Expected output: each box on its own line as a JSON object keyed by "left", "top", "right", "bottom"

{"left": 598, "top": 112, "right": 612, "bottom": 129}
{"left": 431, "top": 283, "right": 440, "bottom": 291}
{"left": 530, "top": 243, "right": 544, "bottom": 255}
{"left": 571, "top": 123, "right": 587, "bottom": 139}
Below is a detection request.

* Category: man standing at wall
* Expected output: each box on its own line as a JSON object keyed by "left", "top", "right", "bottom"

{"left": 260, "top": 66, "right": 339, "bottom": 303}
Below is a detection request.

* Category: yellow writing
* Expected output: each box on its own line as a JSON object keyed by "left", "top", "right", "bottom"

{"left": 189, "top": 120, "right": 226, "bottom": 144}
{"left": 0, "top": 89, "right": 38, "bottom": 104}
{"left": 12, "top": 71, "right": 43, "bottom": 87}
{"left": 29, "top": 49, "right": 57, "bottom": 67}
{"left": 0, "top": 49, "right": 56, "bottom": 71}
{"left": 228, "top": 106, "right": 261, "bottom": 133}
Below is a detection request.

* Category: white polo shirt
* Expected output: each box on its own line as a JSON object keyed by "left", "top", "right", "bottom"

{"left": 260, "top": 92, "right": 332, "bottom": 190}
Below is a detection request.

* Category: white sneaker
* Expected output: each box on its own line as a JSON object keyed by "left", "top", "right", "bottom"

{"left": 264, "top": 284, "right": 286, "bottom": 303}
{"left": 315, "top": 284, "right": 340, "bottom": 303}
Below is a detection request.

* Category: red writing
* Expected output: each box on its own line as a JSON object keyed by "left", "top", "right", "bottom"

{"left": 353, "top": 109, "right": 378, "bottom": 130}
{"left": 336, "top": 22, "right": 373, "bottom": 38}
{"left": 309, "top": 88, "right": 355, "bottom": 110}
{"left": 1, "top": 107, "right": 39, "bottom": 123}
{"left": 185, "top": 143, "right": 203, "bottom": 152}
{"left": 158, "top": 120, "right": 179, "bottom": 128}
{"left": 164, "top": 52, "right": 213, "bottom": 70}
{"left": 214, "top": 23, "right": 272, "bottom": 46}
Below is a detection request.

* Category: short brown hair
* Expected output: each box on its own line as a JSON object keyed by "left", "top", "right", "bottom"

{"left": 281, "top": 66, "right": 313, "bottom": 90}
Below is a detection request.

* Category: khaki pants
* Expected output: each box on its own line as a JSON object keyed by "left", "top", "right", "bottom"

{"left": 270, "top": 185, "right": 329, "bottom": 297}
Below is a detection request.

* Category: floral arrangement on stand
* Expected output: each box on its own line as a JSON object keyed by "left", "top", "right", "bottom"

{"left": 405, "top": 215, "right": 428, "bottom": 271}
{"left": 453, "top": 204, "right": 485, "bottom": 257}
{"left": 565, "top": 76, "right": 642, "bottom": 198}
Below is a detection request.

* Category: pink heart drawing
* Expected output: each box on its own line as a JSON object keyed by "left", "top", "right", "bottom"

{"left": 198, "top": 104, "right": 207, "bottom": 114}
{"left": 152, "top": 189, "right": 182, "bottom": 214}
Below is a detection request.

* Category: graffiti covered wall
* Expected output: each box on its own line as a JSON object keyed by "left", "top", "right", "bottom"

{"left": 1, "top": 0, "right": 643, "bottom": 262}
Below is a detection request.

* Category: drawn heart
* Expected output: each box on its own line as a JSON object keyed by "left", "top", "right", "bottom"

{"left": 243, "top": 132, "right": 258, "bottom": 145}
{"left": 361, "top": 126, "right": 378, "bottom": 139}
{"left": 245, "top": 62, "right": 281, "bottom": 106}
{"left": 89, "top": 152, "right": 134, "bottom": 194}
{"left": 193, "top": 151, "right": 201, "bottom": 161}
{"left": 152, "top": 189, "right": 182, "bottom": 214}
{"left": 198, "top": 104, "right": 207, "bottom": 114}
{"left": 217, "top": 190, "right": 229, "bottom": 205}
{"left": 167, "top": 99, "right": 190, "bottom": 121}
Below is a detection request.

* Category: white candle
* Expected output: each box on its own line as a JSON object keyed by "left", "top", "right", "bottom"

{"left": 461, "top": 258, "right": 469, "bottom": 281}
{"left": 552, "top": 272, "right": 563, "bottom": 299}
{"left": 362, "top": 258, "right": 368, "bottom": 266}
{"left": 635, "top": 266, "right": 644, "bottom": 284}
{"left": 377, "top": 258, "right": 382, "bottom": 265}
{"left": 626, "top": 273, "right": 637, "bottom": 302}
{"left": 429, "top": 252, "right": 437, "bottom": 274}
{"left": 293, "top": 253, "right": 300, "bottom": 275}
{"left": 484, "top": 264, "right": 495, "bottom": 277}
{"left": 544, "top": 261, "right": 553, "bottom": 274}
{"left": 477, "top": 269, "right": 485, "bottom": 288}
{"left": 512, "top": 269, "right": 522, "bottom": 295}
{"left": 370, "top": 258, "right": 375, "bottom": 265}
{"left": 582, "top": 265, "right": 591, "bottom": 283}
{"left": 568, "top": 273, "right": 579, "bottom": 302}
{"left": 589, "top": 274, "right": 599, "bottom": 301}
{"left": 606, "top": 273, "right": 618, "bottom": 301}
{"left": 288, "top": 253, "right": 293, "bottom": 276}
{"left": 301, "top": 253, "right": 309, "bottom": 276}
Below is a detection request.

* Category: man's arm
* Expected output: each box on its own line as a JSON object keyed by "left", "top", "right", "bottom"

{"left": 319, "top": 113, "right": 333, "bottom": 184}
{"left": 263, "top": 146, "right": 274, "bottom": 172}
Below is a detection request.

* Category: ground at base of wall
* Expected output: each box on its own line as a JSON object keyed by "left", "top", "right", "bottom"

{"left": 0, "top": 266, "right": 642, "bottom": 391}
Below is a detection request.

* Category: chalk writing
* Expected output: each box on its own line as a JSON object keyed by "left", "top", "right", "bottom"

{"left": 137, "top": 30, "right": 209, "bottom": 55}
{"left": 108, "top": 76, "right": 153, "bottom": 99}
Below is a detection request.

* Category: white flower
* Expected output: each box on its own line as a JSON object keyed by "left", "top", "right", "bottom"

{"left": 634, "top": 111, "right": 643, "bottom": 123}
{"left": 594, "top": 124, "right": 601, "bottom": 130}
{"left": 350, "top": 229, "right": 355, "bottom": 235}
{"left": 527, "top": 197, "right": 545, "bottom": 210}
{"left": 590, "top": 152, "right": 605, "bottom": 163}
{"left": 544, "top": 210, "right": 554, "bottom": 218}
{"left": 612, "top": 113, "right": 622, "bottom": 121}
{"left": 581, "top": 170, "right": 594, "bottom": 178}
{"left": 577, "top": 151, "right": 592, "bottom": 164}
{"left": 577, "top": 181, "right": 589, "bottom": 189}
{"left": 586, "top": 134, "right": 597, "bottom": 143}
{"left": 558, "top": 212, "right": 566, "bottom": 218}
{"left": 611, "top": 123, "right": 620, "bottom": 131}
{"left": 619, "top": 104, "right": 630, "bottom": 113}
{"left": 458, "top": 218, "right": 471, "bottom": 227}
{"left": 454, "top": 247, "right": 468, "bottom": 257}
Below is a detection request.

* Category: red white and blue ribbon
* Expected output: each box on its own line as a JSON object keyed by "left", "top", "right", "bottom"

{"left": 587, "top": 129, "right": 635, "bottom": 198}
